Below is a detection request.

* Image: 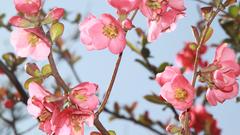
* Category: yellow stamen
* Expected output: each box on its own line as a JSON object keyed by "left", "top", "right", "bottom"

{"left": 103, "top": 24, "right": 118, "bottom": 39}
{"left": 28, "top": 33, "right": 39, "bottom": 47}
{"left": 175, "top": 88, "right": 188, "bottom": 101}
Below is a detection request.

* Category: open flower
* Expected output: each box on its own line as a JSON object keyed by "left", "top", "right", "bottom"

{"left": 156, "top": 66, "right": 194, "bottom": 110}
{"left": 10, "top": 28, "right": 50, "bottom": 60}
{"left": 189, "top": 105, "right": 221, "bottom": 135}
{"left": 51, "top": 108, "right": 94, "bottom": 135}
{"left": 27, "top": 82, "right": 61, "bottom": 134}
{"left": 140, "top": 0, "right": 185, "bottom": 42}
{"left": 79, "top": 14, "right": 126, "bottom": 54}
{"left": 108, "top": 0, "right": 141, "bottom": 14}
{"left": 176, "top": 42, "right": 208, "bottom": 71}
{"left": 202, "top": 43, "right": 240, "bottom": 106}
{"left": 69, "top": 82, "right": 99, "bottom": 110}
{"left": 14, "top": 0, "right": 42, "bottom": 14}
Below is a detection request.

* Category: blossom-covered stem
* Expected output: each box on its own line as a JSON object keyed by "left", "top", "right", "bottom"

{"left": 48, "top": 50, "right": 69, "bottom": 94}
{"left": 191, "top": 8, "right": 221, "bottom": 87}
{"left": 95, "top": 52, "right": 123, "bottom": 116}
{"left": 0, "top": 60, "right": 28, "bottom": 105}
{"left": 187, "top": 4, "right": 222, "bottom": 135}
{"left": 104, "top": 108, "right": 166, "bottom": 135}
{"left": 94, "top": 117, "right": 110, "bottom": 135}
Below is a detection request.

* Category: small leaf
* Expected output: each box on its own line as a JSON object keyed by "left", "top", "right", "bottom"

{"left": 141, "top": 47, "right": 150, "bottom": 58}
{"left": 50, "top": 22, "right": 64, "bottom": 42}
{"left": 24, "top": 77, "right": 43, "bottom": 89}
{"left": 25, "top": 63, "right": 40, "bottom": 77}
{"left": 157, "top": 62, "right": 171, "bottom": 73}
{"left": 229, "top": 5, "right": 239, "bottom": 17}
{"left": 201, "top": 7, "right": 213, "bottom": 21}
{"left": 224, "top": 0, "right": 237, "bottom": 6}
{"left": 9, "top": 16, "right": 38, "bottom": 28}
{"left": 41, "top": 64, "right": 52, "bottom": 76}
{"left": 108, "top": 130, "right": 116, "bottom": 135}
{"left": 144, "top": 95, "right": 168, "bottom": 105}
{"left": 191, "top": 26, "right": 200, "bottom": 43}
{"left": 114, "top": 102, "right": 120, "bottom": 114}
{"left": 203, "top": 27, "right": 213, "bottom": 43}
{"left": 2, "top": 53, "right": 16, "bottom": 67}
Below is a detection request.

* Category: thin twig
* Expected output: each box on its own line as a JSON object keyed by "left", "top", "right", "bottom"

{"left": 0, "top": 60, "right": 28, "bottom": 105}
{"left": 104, "top": 108, "right": 166, "bottom": 135}
{"left": 95, "top": 52, "right": 123, "bottom": 116}
{"left": 48, "top": 51, "right": 69, "bottom": 94}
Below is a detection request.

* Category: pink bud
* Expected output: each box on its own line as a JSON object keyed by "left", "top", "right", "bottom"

{"left": 42, "top": 8, "right": 65, "bottom": 25}
{"left": 14, "top": 0, "right": 42, "bottom": 14}
{"left": 9, "top": 16, "right": 36, "bottom": 28}
{"left": 122, "top": 19, "right": 133, "bottom": 30}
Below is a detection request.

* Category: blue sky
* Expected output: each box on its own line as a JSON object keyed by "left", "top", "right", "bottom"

{"left": 0, "top": 0, "right": 240, "bottom": 135}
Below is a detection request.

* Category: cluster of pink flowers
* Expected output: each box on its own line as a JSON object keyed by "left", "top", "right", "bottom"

{"left": 200, "top": 43, "right": 240, "bottom": 106}
{"left": 189, "top": 105, "right": 221, "bottom": 135}
{"left": 80, "top": 0, "right": 186, "bottom": 54}
{"left": 156, "top": 66, "right": 194, "bottom": 110}
{"left": 176, "top": 42, "right": 208, "bottom": 71}
{"left": 9, "top": 0, "right": 64, "bottom": 60}
{"left": 27, "top": 82, "right": 99, "bottom": 135}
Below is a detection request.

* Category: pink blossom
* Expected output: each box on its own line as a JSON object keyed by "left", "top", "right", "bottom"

{"left": 10, "top": 28, "right": 50, "bottom": 60}
{"left": 69, "top": 82, "right": 99, "bottom": 110}
{"left": 79, "top": 14, "right": 126, "bottom": 54}
{"left": 156, "top": 66, "right": 194, "bottom": 111}
{"left": 156, "top": 66, "right": 181, "bottom": 86}
{"left": 14, "top": 0, "right": 42, "bottom": 14}
{"left": 189, "top": 105, "right": 221, "bottom": 135}
{"left": 204, "top": 43, "right": 240, "bottom": 105}
{"left": 108, "top": 0, "right": 141, "bottom": 14}
{"left": 176, "top": 42, "right": 208, "bottom": 71}
{"left": 140, "top": 0, "right": 185, "bottom": 42}
{"left": 51, "top": 108, "right": 94, "bottom": 135}
{"left": 27, "top": 82, "right": 60, "bottom": 134}
{"left": 42, "top": 8, "right": 65, "bottom": 24}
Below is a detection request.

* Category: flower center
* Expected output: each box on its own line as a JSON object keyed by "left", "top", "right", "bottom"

{"left": 146, "top": 0, "right": 162, "bottom": 10}
{"left": 39, "top": 109, "right": 51, "bottom": 122}
{"left": 175, "top": 88, "right": 188, "bottom": 101}
{"left": 75, "top": 94, "right": 87, "bottom": 102}
{"left": 28, "top": 33, "right": 39, "bottom": 47}
{"left": 103, "top": 24, "right": 118, "bottom": 39}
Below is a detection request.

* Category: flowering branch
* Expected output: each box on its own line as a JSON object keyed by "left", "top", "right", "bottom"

{"left": 95, "top": 52, "right": 123, "bottom": 116}
{"left": 48, "top": 50, "right": 70, "bottom": 94}
{"left": 104, "top": 108, "right": 166, "bottom": 135}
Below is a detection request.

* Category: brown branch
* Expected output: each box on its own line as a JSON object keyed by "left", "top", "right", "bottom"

{"left": 48, "top": 50, "right": 69, "bottom": 94}
{"left": 95, "top": 53, "right": 123, "bottom": 117}
{"left": 0, "top": 60, "right": 28, "bottom": 105}
{"left": 104, "top": 108, "right": 166, "bottom": 135}
{"left": 94, "top": 117, "right": 110, "bottom": 135}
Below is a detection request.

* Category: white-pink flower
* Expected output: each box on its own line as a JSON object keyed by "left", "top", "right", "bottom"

{"left": 140, "top": 0, "right": 185, "bottom": 42}
{"left": 156, "top": 66, "right": 194, "bottom": 111}
{"left": 10, "top": 28, "right": 50, "bottom": 60}
{"left": 108, "top": 0, "right": 141, "bottom": 14}
{"left": 79, "top": 14, "right": 126, "bottom": 54}
{"left": 205, "top": 43, "right": 240, "bottom": 106}
{"left": 69, "top": 82, "right": 99, "bottom": 110}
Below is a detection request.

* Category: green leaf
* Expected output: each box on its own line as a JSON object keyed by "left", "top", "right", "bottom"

{"left": 41, "top": 64, "right": 52, "bottom": 76}
{"left": 203, "top": 27, "right": 214, "bottom": 43}
{"left": 144, "top": 95, "right": 168, "bottom": 105}
{"left": 157, "top": 62, "right": 171, "bottom": 73}
{"left": 50, "top": 22, "right": 64, "bottom": 42}
{"left": 24, "top": 77, "right": 43, "bottom": 89}
{"left": 2, "top": 53, "right": 16, "bottom": 67}
{"left": 25, "top": 63, "right": 40, "bottom": 77}
{"left": 108, "top": 130, "right": 116, "bottom": 135}
{"left": 229, "top": 5, "right": 239, "bottom": 17}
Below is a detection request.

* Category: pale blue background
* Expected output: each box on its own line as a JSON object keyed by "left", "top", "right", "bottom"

{"left": 0, "top": 0, "right": 240, "bottom": 135}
